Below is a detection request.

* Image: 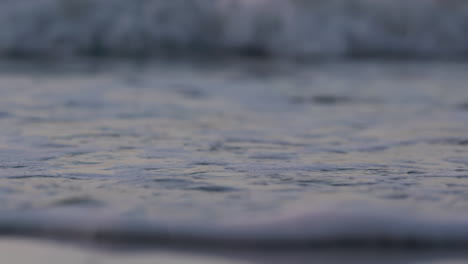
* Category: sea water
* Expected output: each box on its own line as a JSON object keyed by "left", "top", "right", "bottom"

{"left": 0, "top": 1, "right": 468, "bottom": 263}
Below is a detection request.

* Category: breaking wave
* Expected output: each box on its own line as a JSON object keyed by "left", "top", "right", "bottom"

{"left": 1, "top": 0, "right": 468, "bottom": 59}
{"left": 2, "top": 205, "right": 468, "bottom": 249}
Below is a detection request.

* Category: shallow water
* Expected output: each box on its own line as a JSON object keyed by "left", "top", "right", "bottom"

{"left": 2, "top": 1, "right": 468, "bottom": 263}
{"left": 1, "top": 59, "right": 468, "bottom": 263}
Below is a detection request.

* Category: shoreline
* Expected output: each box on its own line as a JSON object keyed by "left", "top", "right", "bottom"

{"left": 1, "top": 238, "right": 468, "bottom": 264}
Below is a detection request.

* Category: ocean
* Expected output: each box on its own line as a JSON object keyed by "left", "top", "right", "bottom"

{"left": 0, "top": 1, "right": 468, "bottom": 264}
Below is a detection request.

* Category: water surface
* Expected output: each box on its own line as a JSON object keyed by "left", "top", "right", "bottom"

{"left": 0, "top": 59, "right": 468, "bottom": 262}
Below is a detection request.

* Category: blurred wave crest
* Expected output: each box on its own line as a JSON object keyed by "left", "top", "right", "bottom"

{"left": 1, "top": 0, "right": 468, "bottom": 58}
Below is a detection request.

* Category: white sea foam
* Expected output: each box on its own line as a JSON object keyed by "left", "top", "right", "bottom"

{"left": 1, "top": 0, "right": 468, "bottom": 58}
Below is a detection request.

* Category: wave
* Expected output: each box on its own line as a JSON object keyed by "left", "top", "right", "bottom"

{"left": 1, "top": 0, "right": 468, "bottom": 59}
{"left": 2, "top": 205, "right": 468, "bottom": 249}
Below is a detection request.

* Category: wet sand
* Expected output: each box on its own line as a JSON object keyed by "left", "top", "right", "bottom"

{"left": 0, "top": 238, "right": 251, "bottom": 264}
{"left": 2, "top": 238, "right": 468, "bottom": 264}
